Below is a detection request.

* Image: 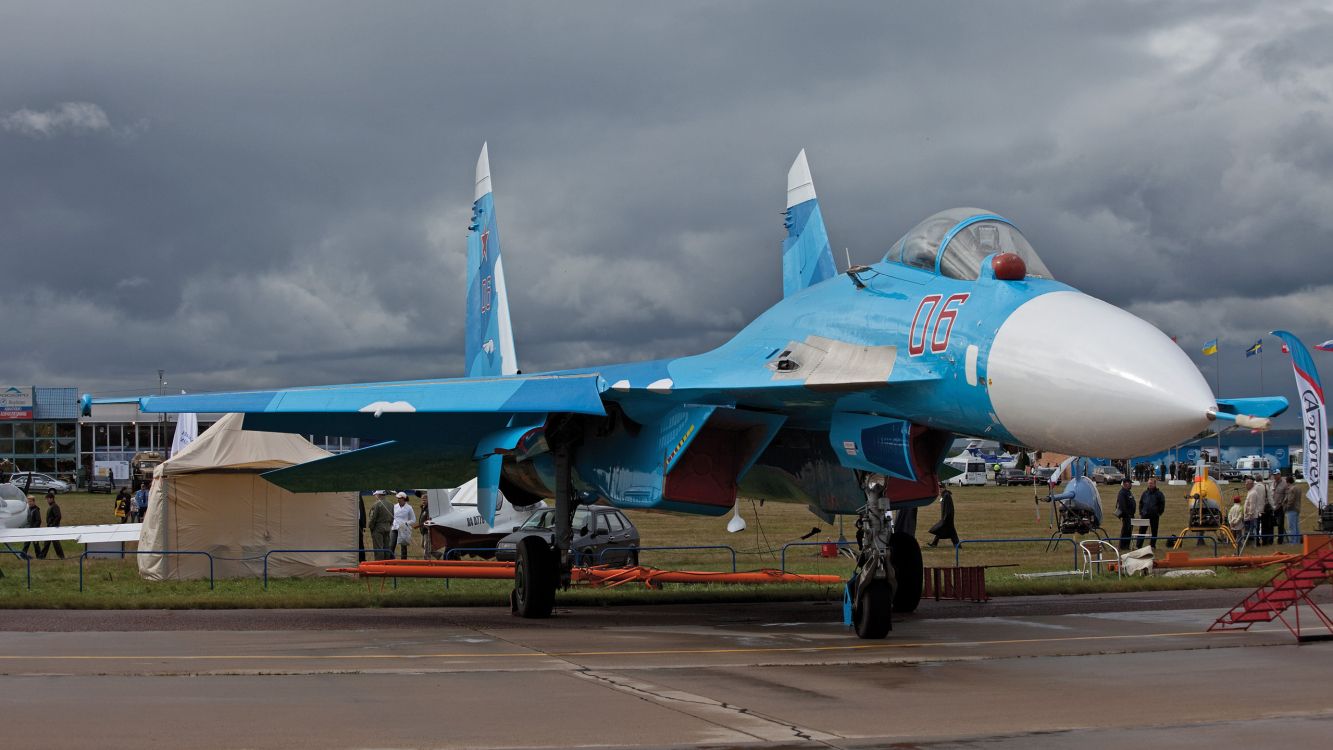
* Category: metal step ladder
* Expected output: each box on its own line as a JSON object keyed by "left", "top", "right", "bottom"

{"left": 1208, "top": 541, "right": 1333, "bottom": 642}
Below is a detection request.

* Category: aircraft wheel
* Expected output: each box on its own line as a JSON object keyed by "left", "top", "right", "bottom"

{"left": 513, "top": 536, "right": 556, "bottom": 618}
{"left": 889, "top": 531, "right": 923, "bottom": 614}
{"left": 854, "top": 578, "right": 892, "bottom": 639}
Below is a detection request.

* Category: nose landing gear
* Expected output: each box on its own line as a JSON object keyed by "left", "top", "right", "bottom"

{"left": 849, "top": 479, "right": 924, "bottom": 638}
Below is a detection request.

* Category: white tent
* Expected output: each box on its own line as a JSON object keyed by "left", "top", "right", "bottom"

{"left": 139, "top": 413, "right": 360, "bottom": 580}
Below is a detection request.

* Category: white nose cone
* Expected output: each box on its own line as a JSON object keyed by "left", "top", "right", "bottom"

{"left": 987, "top": 291, "right": 1215, "bottom": 457}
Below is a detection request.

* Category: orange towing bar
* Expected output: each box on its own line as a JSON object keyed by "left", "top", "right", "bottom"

{"left": 1154, "top": 551, "right": 1297, "bottom": 569}
{"left": 329, "top": 560, "right": 842, "bottom": 587}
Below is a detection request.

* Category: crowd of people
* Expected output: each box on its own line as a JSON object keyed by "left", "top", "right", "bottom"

{"left": 1227, "top": 473, "right": 1303, "bottom": 547}
{"left": 360, "top": 490, "right": 432, "bottom": 561}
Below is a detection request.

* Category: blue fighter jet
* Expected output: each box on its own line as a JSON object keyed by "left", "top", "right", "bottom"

{"left": 86, "top": 147, "right": 1286, "bottom": 638}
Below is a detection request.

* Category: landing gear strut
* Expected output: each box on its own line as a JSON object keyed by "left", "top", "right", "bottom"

{"left": 848, "top": 480, "right": 926, "bottom": 635}
{"left": 850, "top": 479, "right": 895, "bottom": 638}
{"left": 512, "top": 423, "right": 580, "bottom": 619}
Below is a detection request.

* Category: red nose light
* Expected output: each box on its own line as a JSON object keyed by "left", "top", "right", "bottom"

{"left": 992, "top": 252, "right": 1027, "bottom": 280}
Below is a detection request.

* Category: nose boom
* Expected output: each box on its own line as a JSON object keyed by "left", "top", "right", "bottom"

{"left": 986, "top": 291, "right": 1216, "bottom": 457}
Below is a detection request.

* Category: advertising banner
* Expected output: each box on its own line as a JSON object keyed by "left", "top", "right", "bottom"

{"left": 1272, "top": 331, "right": 1327, "bottom": 510}
{"left": 1, "top": 386, "right": 33, "bottom": 420}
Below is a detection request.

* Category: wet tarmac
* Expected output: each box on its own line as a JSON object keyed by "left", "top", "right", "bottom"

{"left": 2, "top": 589, "right": 1329, "bottom": 749}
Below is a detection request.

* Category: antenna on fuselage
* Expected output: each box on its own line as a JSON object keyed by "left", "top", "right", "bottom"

{"left": 844, "top": 247, "right": 852, "bottom": 271}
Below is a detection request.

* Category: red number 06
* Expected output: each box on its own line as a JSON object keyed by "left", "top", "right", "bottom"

{"left": 908, "top": 293, "right": 969, "bottom": 356}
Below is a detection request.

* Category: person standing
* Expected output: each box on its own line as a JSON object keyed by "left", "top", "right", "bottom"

{"left": 1242, "top": 477, "right": 1264, "bottom": 546}
{"left": 391, "top": 492, "right": 416, "bottom": 560}
{"left": 1137, "top": 477, "right": 1165, "bottom": 548}
{"left": 367, "top": 490, "right": 393, "bottom": 560}
{"left": 1269, "top": 473, "right": 1288, "bottom": 544}
{"left": 415, "top": 491, "right": 433, "bottom": 559}
{"left": 1227, "top": 495, "right": 1245, "bottom": 540}
{"left": 114, "top": 487, "right": 131, "bottom": 523}
{"left": 357, "top": 496, "right": 368, "bottom": 563}
{"left": 925, "top": 489, "right": 958, "bottom": 548}
{"left": 38, "top": 492, "right": 65, "bottom": 560}
{"left": 132, "top": 483, "right": 149, "bottom": 523}
{"left": 1115, "top": 478, "right": 1136, "bottom": 551}
{"left": 1277, "top": 472, "right": 1302, "bottom": 545}
{"left": 20, "top": 496, "right": 43, "bottom": 559}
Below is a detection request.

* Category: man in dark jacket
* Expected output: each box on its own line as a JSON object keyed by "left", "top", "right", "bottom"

{"left": 1138, "top": 478, "right": 1166, "bottom": 548}
{"left": 1115, "top": 478, "right": 1136, "bottom": 551}
{"left": 926, "top": 489, "right": 958, "bottom": 548}
{"left": 20, "top": 495, "right": 42, "bottom": 559}
{"left": 38, "top": 492, "right": 65, "bottom": 560}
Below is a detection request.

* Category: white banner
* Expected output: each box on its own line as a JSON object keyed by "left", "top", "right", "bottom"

{"left": 171, "top": 412, "right": 198, "bottom": 457}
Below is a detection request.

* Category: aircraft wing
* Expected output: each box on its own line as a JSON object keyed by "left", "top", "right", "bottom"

{"left": 95, "top": 372, "right": 606, "bottom": 419}
{"left": 87, "top": 374, "right": 605, "bottom": 500}
{"left": 0, "top": 523, "right": 142, "bottom": 545}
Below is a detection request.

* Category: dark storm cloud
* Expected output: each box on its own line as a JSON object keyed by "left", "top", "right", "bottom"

{"left": 2, "top": 1, "right": 1330, "bottom": 421}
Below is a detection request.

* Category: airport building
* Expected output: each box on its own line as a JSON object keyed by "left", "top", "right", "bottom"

{"left": 2, "top": 384, "right": 362, "bottom": 487}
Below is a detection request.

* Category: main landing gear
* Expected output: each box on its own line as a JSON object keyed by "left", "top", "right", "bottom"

{"left": 849, "top": 480, "right": 923, "bottom": 639}
{"left": 513, "top": 432, "right": 578, "bottom": 619}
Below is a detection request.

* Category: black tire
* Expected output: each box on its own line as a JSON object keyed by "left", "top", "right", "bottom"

{"left": 854, "top": 578, "right": 892, "bottom": 639}
{"left": 889, "top": 531, "right": 923, "bottom": 614}
{"left": 625, "top": 548, "right": 639, "bottom": 567}
{"left": 513, "top": 536, "right": 556, "bottom": 618}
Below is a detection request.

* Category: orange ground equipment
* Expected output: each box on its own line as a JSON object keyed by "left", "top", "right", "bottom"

{"left": 330, "top": 559, "right": 843, "bottom": 588}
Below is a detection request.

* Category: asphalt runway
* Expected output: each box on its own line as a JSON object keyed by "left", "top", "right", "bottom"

{"left": 3, "top": 589, "right": 1330, "bottom": 749}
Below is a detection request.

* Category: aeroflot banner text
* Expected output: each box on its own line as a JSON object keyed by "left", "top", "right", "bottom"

{"left": 1272, "top": 331, "right": 1327, "bottom": 510}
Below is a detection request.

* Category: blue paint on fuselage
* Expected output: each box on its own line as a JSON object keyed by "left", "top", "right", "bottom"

{"left": 552, "top": 257, "right": 1075, "bottom": 444}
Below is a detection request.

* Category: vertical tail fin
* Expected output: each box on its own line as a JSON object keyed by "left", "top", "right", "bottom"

{"left": 466, "top": 143, "right": 519, "bottom": 378}
{"left": 781, "top": 149, "right": 836, "bottom": 298}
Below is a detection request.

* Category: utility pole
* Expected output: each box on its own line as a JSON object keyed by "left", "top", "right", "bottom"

{"left": 157, "top": 369, "right": 166, "bottom": 452}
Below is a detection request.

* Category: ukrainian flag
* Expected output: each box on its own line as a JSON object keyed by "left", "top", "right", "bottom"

{"left": 1245, "top": 339, "right": 1262, "bottom": 357}
{"left": 1202, "top": 339, "right": 1218, "bottom": 356}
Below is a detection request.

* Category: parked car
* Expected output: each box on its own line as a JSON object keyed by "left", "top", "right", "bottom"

{"left": 496, "top": 505, "right": 640, "bottom": 566}
{"left": 995, "top": 468, "right": 1031, "bottom": 486}
{"left": 1089, "top": 465, "right": 1125, "bottom": 484}
{"left": 1033, "top": 466, "right": 1057, "bottom": 484}
{"left": 6, "top": 471, "right": 71, "bottom": 494}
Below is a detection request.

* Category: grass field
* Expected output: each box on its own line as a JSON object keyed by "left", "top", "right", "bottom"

{"left": 1, "top": 482, "right": 1309, "bottom": 608}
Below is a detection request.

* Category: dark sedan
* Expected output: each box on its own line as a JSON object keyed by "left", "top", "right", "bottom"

{"left": 496, "top": 505, "right": 640, "bottom": 566}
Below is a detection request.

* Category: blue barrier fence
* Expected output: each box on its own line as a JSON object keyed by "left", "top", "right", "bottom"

{"left": 779, "top": 540, "right": 854, "bottom": 573}
{"left": 596, "top": 545, "right": 736, "bottom": 572}
{"left": 263, "top": 548, "right": 391, "bottom": 589}
{"left": 953, "top": 537, "right": 1080, "bottom": 568}
{"left": 2, "top": 545, "right": 32, "bottom": 590}
{"left": 80, "top": 550, "right": 215, "bottom": 592}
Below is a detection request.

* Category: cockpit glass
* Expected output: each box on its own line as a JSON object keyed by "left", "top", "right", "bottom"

{"left": 887, "top": 208, "right": 1054, "bottom": 281}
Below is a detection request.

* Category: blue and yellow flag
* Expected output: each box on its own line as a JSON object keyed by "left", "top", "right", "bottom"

{"left": 1202, "top": 339, "right": 1218, "bottom": 356}
{"left": 1245, "top": 339, "right": 1262, "bottom": 357}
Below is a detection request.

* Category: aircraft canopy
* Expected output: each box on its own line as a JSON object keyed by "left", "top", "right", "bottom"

{"left": 886, "top": 208, "right": 1053, "bottom": 281}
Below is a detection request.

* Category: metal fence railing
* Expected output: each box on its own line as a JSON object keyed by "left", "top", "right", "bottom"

{"left": 263, "top": 548, "right": 391, "bottom": 589}
{"left": 2, "top": 546, "right": 32, "bottom": 590}
{"left": 80, "top": 550, "right": 216, "bottom": 592}
{"left": 595, "top": 545, "right": 736, "bottom": 572}
{"left": 779, "top": 540, "right": 852, "bottom": 573}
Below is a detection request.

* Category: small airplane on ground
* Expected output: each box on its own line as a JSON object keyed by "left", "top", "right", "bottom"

{"left": 88, "top": 146, "right": 1286, "bottom": 638}
{"left": 422, "top": 477, "right": 546, "bottom": 556}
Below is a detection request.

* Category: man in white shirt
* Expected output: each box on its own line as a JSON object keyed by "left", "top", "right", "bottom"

{"left": 391, "top": 491, "right": 417, "bottom": 560}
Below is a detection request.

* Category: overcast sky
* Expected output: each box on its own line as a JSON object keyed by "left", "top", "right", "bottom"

{"left": 2, "top": 1, "right": 1330, "bottom": 425}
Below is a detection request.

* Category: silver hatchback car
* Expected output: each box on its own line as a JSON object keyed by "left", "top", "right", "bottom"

{"left": 5, "top": 472, "right": 72, "bottom": 494}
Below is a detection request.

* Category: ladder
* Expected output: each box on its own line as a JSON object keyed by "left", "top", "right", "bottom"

{"left": 1209, "top": 541, "right": 1333, "bottom": 642}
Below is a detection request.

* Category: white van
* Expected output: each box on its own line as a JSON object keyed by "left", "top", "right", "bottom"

{"left": 1234, "top": 455, "right": 1272, "bottom": 480}
{"left": 944, "top": 456, "right": 989, "bottom": 486}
